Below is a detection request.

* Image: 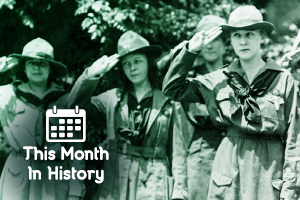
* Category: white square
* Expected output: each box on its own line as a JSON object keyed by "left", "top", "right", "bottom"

{"left": 67, "top": 119, "right": 73, "bottom": 124}
{"left": 51, "top": 126, "right": 57, "bottom": 131}
{"left": 59, "top": 119, "right": 65, "bottom": 124}
{"left": 59, "top": 126, "right": 65, "bottom": 131}
{"left": 67, "top": 133, "right": 73, "bottom": 138}
{"left": 75, "top": 126, "right": 81, "bottom": 131}
{"left": 67, "top": 126, "right": 73, "bottom": 131}
{"left": 59, "top": 133, "right": 65, "bottom": 137}
{"left": 75, "top": 119, "right": 81, "bottom": 124}
{"left": 51, "top": 132, "right": 57, "bottom": 137}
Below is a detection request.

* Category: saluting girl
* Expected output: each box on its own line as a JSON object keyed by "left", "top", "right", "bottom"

{"left": 163, "top": 5, "right": 300, "bottom": 200}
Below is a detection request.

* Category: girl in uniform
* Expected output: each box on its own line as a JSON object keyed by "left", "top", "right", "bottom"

{"left": 91, "top": 31, "right": 181, "bottom": 200}
{"left": 163, "top": 5, "right": 300, "bottom": 200}
{"left": 0, "top": 37, "right": 118, "bottom": 200}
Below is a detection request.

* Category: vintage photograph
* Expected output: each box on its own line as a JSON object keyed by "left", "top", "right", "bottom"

{"left": 0, "top": 0, "right": 300, "bottom": 199}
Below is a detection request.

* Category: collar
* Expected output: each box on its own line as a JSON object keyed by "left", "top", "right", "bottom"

{"left": 16, "top": 81, "right": 64, "bottom": 97}
{"left": 193, "top": 63, "right": 209, "bottom": 75}
{"left": 227, "top": 57, "right": 281, "bottom": 73}
{"left": 129, "top": 89, "right": 153, "bottom": 102}
{"left": 226, "top": 58, "right": 282, "bottom": 83}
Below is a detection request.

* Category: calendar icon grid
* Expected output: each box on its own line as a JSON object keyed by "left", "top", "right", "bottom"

{"left": 46, "top": 106, "right": 86, "bottom": 142}
{"left": 49, "top": 117, "right": 83, "bottom": 139}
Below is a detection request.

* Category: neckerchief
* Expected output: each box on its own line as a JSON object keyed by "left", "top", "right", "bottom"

{"left": 117, "top": 91, "right": 153, "bottom": 146}
{"left": 13, "top": 82, "right": 66, "bottom": 148}
{"left": 223, "top": 69, "right": 281, "bottom": 123}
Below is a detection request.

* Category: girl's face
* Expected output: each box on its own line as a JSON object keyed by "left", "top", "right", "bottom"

{"left": 25, "top": 58, "right": 50, "bottom": 85}
{"left": 230, "top": 29, "right": 262, "bottom": 61}
{"left": 122, "top": 53, "right": 149, "bottom": 86}
{"left": 200, "top": 37, "right": 224, "bottom": 63}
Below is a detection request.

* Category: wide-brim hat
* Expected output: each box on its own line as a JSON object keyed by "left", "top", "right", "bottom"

{"left": 220, "top": 5, "right": 274, "bottom": 35}
{"left": 196, "top": 15, "right": 226, "bottom": 32}
{"left": 117, "top": 31, "right": 163, "bottom": 59}
{"left": 8, "top": 37, "right": 67, "bottom": 78}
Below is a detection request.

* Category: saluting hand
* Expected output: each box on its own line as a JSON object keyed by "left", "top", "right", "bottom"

{"left": 0, "top": 56, "right": 19, "bottom": 73}
{"left": 188, "top": 26, "right": 222, "bottom": 53}
{"left": 88, "top": 54, "right": 119, "bottom": 77}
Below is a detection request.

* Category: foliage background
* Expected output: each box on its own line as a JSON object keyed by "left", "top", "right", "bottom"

{"left": 1, "top": 0, "right": 300, "bottom": 199}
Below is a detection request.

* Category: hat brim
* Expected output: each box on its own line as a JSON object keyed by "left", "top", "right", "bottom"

{"left": 8, "top": 53, "right": 68, "bottom": 78}
{"left": 220, "top": 21, "right": 274, "bottom": 35}
{"left": 118, "top": 45, "right": 163, "bottom": 60}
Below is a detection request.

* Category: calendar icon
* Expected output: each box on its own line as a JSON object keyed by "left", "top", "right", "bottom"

{"left": 46, "top": 105, "right": 86, "bottom": 142}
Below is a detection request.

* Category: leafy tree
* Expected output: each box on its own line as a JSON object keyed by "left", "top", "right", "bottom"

{"left": 75, "top": 0, "right": 238, "bottom": 50}
{"left": 0, "top": 0, "right": 300, "bottom": 199}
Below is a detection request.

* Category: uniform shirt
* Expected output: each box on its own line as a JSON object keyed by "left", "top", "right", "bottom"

{"left": 162, "top": 46, "right": 300, "bottom": 199}
{"left": 182, "top": 63, "right": 219, "bottom": 130}
{"left": 163, "top": 46, "right": 293, "bottom": 134}
{"left": 0, "top": 69, "right": 99, "bottom": 199}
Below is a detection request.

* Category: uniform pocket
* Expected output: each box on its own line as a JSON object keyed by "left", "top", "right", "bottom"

{"left": 6, "top": 153, "right": 29, "bottom": 186}
{"left": 7, "top": 101, "right": 26, "bottom": 125}
{"left": 271, "top": 180, "right": 284, "bottom": 191}
{"left": 263, "top": 93, "right": 285, "bottom": 121}
{"left": 216, "top": 91, "right": 239, "bottom": 119}
{"left": 216, "top": 92, "right": 230, "bottom": 101}
{"left": 216, "top": 92, "right": 231, "bottom": 118}
{"left": 210, "top": 171, "right": 232, "bottom": 200}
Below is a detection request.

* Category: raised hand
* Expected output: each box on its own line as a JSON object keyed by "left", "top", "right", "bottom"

{"left": 188, "top": 26, "right": 222, "bottom": 53}
{"left": 88, "top": 54, "right": 119, "bottom": 77}
{"left": 0, "top": 56, "right": 19, "bottom": 73}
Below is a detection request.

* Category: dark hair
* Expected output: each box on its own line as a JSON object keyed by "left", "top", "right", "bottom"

{"left": 13, "top": 58, "right": 59, "bottom": 85}
{"left": 117, "top": 52, "right": 160, "bottom": 97}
